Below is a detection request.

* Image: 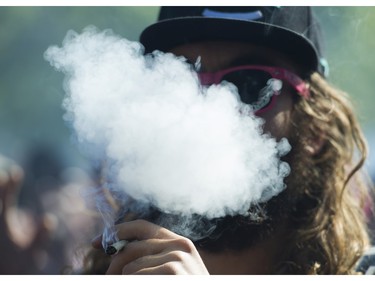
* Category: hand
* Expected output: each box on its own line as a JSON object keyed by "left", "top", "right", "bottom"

{"left": 0, "top": 154, "right": 25, "bottom": 245}
{"left": 92, "top": 219, "right": 209, "bottom": 275}
{"left": 0, "top": 154, "right": 50, "bottom": 273}
{"left": 0, "top": 154, "right": 29, "bottom": 273}
{"left": 0, "top": 154, "right": 24, "bottom": 209}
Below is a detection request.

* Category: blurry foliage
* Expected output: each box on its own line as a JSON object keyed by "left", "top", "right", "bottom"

{"left": 0, "top": 6, "right": 374, "bottom": 172}
{"left": 314, "top": 7, "right": 375, "bottom": 125}
{"left": 0, "top": 7, "right": 158, "bottom": 167}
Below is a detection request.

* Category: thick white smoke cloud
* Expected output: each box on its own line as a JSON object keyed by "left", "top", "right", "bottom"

{"left": 44, "top": 26, "right": 290, "bottom": 222}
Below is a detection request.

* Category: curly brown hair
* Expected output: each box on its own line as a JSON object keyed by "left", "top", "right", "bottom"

{"left": 274, "top": 72, "right": 372, "bottom": 274}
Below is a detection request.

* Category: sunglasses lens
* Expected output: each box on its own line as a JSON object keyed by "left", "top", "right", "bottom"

{"left": 222, "top": 70, "right": 274, "bottom": 107}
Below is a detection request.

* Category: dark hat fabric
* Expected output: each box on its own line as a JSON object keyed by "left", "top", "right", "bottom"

{"left": 140, "top": 6, "right": 328, "bottom": 77}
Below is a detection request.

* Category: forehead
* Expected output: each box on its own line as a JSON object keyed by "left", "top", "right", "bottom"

{"left": 170, "top": 41, "right": 302, "bottom": 74}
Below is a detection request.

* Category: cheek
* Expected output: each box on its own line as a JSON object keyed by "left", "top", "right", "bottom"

{"left": 258, "top": 94, "right": 294, "bottom": 140}
{"left": 262, "top": 112, "right": 292, "bottom": 140}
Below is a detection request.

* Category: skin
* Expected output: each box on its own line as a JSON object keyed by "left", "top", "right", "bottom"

{"left": 0, "top": 155, "right": 44, "bottom": 274}
{"left": 92, "top": 41, "right": 309, "bottom": 274}
{"left": 171, "top": 41, "right": 300, "bottom": 140}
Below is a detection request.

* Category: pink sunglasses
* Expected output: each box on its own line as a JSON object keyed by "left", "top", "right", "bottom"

{"left": 198, "top": 65, "right": 309, "bottom": 114}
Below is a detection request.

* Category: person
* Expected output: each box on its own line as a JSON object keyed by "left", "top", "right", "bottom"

{"left": 85, "top": 6, "right": 374, "bottom": 274}
{"left": 0, "top": 151, "right": 99, "bottom": 274}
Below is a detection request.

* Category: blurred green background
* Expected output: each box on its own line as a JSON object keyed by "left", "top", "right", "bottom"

{"left": 1, "top": 7, "right": 375, "bottom": 177}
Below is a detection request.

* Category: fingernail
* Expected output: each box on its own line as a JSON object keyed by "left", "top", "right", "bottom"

{"left": 91, "top": 233, "right": 102, "bottom": 243}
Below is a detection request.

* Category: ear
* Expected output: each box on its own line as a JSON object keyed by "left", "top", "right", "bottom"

{"left": 304, "top": 135, "right": 325, "bottom": 156}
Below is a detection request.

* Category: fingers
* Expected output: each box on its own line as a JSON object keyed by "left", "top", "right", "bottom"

{"left": 92, "top": 219, "right": 178, "bottom": 250}
{"left": 106, "top": 238, "right": 174, "bottom": 274}
{"left": 0, "top": 155, "right": 24, "bottom": 223}
{"left": 92, "top": 219, "right": 172, "bottom": 249}
{"left": 91, "top": 234, "right": 103, "bottom": 249}
{"left": 125, "top": 264, "right": 181, "bottom": 275}
{"left": 0, "top": 155, "right": 24, "bottom": 189}
{"left": 122, "top": 250, "right": 189, "bottom": 274}
{"left": 106, "top": 237, "right": 208, "bottom": 275}
{"left": 95, "top": 219, "right": 208, "bottom": 275}
{"left": 115, "top": 219, "right": 180, "bottom": 241}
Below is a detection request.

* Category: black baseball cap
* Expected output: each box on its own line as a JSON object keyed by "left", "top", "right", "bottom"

{"left": 140, "top": 6, "right": 329, "bottom": 78}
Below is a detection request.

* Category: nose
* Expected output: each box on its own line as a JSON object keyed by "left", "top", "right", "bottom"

{"left": 198, "top": 72, "right": 217, "bottom": 86}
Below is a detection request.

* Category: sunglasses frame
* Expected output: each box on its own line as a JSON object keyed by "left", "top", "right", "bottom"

{"left": 198, "top": 65, "right": 309, "bottom": 114}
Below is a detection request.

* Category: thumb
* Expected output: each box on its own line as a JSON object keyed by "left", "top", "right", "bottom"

{"left": 91, "top": 234, "right": 103, "bottom": 249}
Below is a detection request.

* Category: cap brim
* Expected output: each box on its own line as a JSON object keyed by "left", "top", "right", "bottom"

{"left": 140, "top": 17, "right": 319, "bottom": 77}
